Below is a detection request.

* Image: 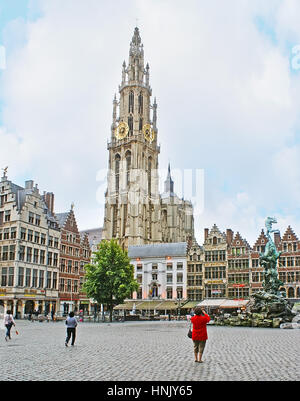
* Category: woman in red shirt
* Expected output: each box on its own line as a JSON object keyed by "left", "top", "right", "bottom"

{"left": 191, "top": 307, "right": 210, "bottom": 363}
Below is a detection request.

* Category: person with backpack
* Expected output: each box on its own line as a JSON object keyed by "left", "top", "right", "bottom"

{"left": 4, "top": 310, "right": 16, "bottom": 341}
{"left": 65, "top": 311, "right": 78, "bottom": 347}
{"left": 190, "top": 307, "right": 210, "bottom": 363}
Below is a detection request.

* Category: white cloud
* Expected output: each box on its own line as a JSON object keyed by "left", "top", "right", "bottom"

{"left": 1, "top": 0, "right": 300, "bottom": 242}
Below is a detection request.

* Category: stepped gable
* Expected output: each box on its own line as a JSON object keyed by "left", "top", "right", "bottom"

{"left": 278, "top": 225, "right": 300, "bottom": 253}
{"left": 281, "top": 226, "right": 298, "bottom": 242}
{"left": 252, "top": 229, "right": 268, "bottom": 252}
{"left": 230, "top": 232, "right": 251, "bottom": 249}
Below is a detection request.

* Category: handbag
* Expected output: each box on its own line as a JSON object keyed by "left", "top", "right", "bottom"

{"left": 187, "top": 322, "right": 192, "bottom": 338}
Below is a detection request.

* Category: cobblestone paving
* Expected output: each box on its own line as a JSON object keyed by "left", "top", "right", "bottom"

{"left": 0, "top": 320, "right": 299, "bottom": 381}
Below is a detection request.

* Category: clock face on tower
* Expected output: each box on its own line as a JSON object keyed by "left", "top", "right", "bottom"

{"left": 115, "top": 122, "right": 129, "bottom": 140}
{"left": 143, "top": 124, "right": 155, "bottom": 143}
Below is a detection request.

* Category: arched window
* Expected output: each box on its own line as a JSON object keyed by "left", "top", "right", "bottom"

{"left": 139, "top": 117, "right": 143, "bottom": 131}
{"left": 115, "top": 154, "right": 121, "bottom": 192}
{"left": 129, "top": 91, "right": 134, "bottom": 113}
{"left": 128, "top": 116, "right": 133, "bottom": 135}
{"left": 138, "top": 92, "right": 143, "bottom": 114}
{"left": 148, "top": 157, "right": 152, "bottom": 196}
{"left": 125, "top": 151, "right": 131, "bottom": 187}
{"left": 288, "top": 287, "right": 295, "bottom": 298}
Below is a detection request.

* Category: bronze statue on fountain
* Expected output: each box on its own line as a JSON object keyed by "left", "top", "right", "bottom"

{"left": 249, "top": 217, "right": 295, "bottom": 322}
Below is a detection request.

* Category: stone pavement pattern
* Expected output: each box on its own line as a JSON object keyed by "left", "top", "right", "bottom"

{"left": 0, "top": 320, "right": 299, "bottom": 381}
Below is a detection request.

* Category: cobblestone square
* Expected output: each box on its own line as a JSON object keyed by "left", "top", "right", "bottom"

{"left": 1, "top": 320, "right": 299, "bottom": 381}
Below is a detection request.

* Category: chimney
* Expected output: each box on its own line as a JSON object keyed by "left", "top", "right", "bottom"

{"left": 274, "top": 232, "right": 281, "bottom": 248}
{"left": 204, "top": 228, "right": 209, "bottom": 241}
{"left": 43, "top": 192, "right": 55, "bottom": 214}
{"left": 226, "top": 229, "right": 234, "bottom": 245}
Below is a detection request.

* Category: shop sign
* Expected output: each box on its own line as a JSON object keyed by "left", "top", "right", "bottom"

{"left": 205, "top": 280, "right": 225, "bottom": 284}
{"left": 232, "top": 284, "right": 245, "bottom": 288}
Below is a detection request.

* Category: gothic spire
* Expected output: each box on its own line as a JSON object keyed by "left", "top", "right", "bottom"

{"left": 164, "top": 163, "right": 174, "bottom": 195}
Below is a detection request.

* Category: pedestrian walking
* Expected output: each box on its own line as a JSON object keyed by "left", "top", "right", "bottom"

{"left": 4, "top": 310, "right": 16, "bottom": 341}
{"left": 65, "top": 311, "right": 77, "bottom": 347}
{"left": 190, "top": 307, "right": 210, "bottom": 363}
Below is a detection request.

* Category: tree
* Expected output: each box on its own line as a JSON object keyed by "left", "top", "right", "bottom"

{"left": 83, "top": 239, "right": 139, "bottom": 322}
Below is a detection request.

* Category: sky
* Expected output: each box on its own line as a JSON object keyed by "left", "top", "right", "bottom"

{"left": 1, "top": 0, "right": 300, "bottom": 245}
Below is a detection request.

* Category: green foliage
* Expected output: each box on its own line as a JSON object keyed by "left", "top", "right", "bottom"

{"left": 83, "top": 240, "right": 138, "bottom": 311}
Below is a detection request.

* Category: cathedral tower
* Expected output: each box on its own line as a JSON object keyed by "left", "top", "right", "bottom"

{"left": 102, "top": 27, "right": 162, "bottom": 248}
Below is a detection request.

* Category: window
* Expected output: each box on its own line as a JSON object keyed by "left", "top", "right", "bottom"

{"left": 148, "top": 157, "right": 152, "bottom": 195}
{"left": 177, "top": 263, "right": 183, "bottom": 270}
{"left": 25, "top": 268, "right": 31, "bottom": 287}
{"left": 176, "top": 287, "right": 183, "bottom": 299}
{"left": 46, "top": 272, "right": 51, "bottom": 289}
{"left": 32, "top": 269, "right": 38, "bottom": 287}
{"left": 41, "top": 234, "right": 46, "bottom": 245}
{"left": 5, "top": 210, "right": 11, "bottom": 222}
{"left": 28, "top": 212, "right": 34, "bottom": 224}
{"left": 53, "top": 253, "right": 58, "bottom": 267}
{"left": 177, "top": 273, "right": 183, "bottom": 283}
{"left": 33, "top": 249, "right": 39, "bottom": 264}
{"left": 27, "top": 230, "right": 33, "bottom": 242}
{"left": 3, "top": 228, "right": 9, "bottom": 240}
{"left": 1, "top": 267, "right": 7, "bottom": 286}
{"left": 128, "top": 116, "right": 133, "bottom": 134}
{"left": 9, "top": 245, "right": 15, "bottom": 261}
{"left": 126, "top": 151, "right": 131, "bottom": 187}
{"left": 34, "top": 232, "right": 40, "bottom": 244}
{"left": 39, "top": 270, "right": 44, "bottom": 288}
{"left": 115, "top": 154, "right": 121, "bottom": 192}
{"left": 167, "top": 274, "right": 173, "bottom": 283}
{"left": 67, "top": 260, "right": 72, "bottom": 273}
{"left": 60, "top": 259, "right": 65, "bottom": 272}
{"left": 167, "top": 287, "right": 173, "bottom": 299}
{"left": 40, "top": 250, "right": 45, "bottom": 265}
{"left": 19, "top": 246, "right": 25, "bottom": 261}
{"left": 59, "top": 278, "right": 65, "bottom": 292}
{"left": 138, "top": 92, "right": 143, "bottom": 114}
{"left": 52, "top": 272, "right": 57, "bottom": 290}
{"left": 10, "top": 227, "right": 16, "bottom": 239}
{"left": 2, "top": 246, "right": 8, "bottom": 261}
{"left": 35, "top": 215, "right": 40, "bottom": 226}
{"left": 129, "top": 91, "right": 134, "bottom": 113}
{"left": 18, "top": 267, "right": 24, "bottom": 287}
{"left": 47, "top": 252, "right": 53, "bottom": 266}
{"left": 26, "top": 247, "right": 32, "bottom": 263}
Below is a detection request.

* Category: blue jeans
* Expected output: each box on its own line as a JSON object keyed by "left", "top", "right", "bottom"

{"left": 5, "top": 323, "right": 13, "bottom": 339}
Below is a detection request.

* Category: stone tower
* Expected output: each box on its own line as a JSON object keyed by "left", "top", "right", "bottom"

{"left": 102, "top": 27, "right": 162, "bottom": 248}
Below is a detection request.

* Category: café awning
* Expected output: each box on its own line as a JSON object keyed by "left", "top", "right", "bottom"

{"left": 155, "top": 301, "right": 178, "bottom": 310}
{"left": 181, "top": 301, "right": 199, "bottom": 309}
{"left": 135, "top": 301, "right": 164, "bottom": 310}
{"left": 219, "top": 299, "right": 250, "bottom": 309}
